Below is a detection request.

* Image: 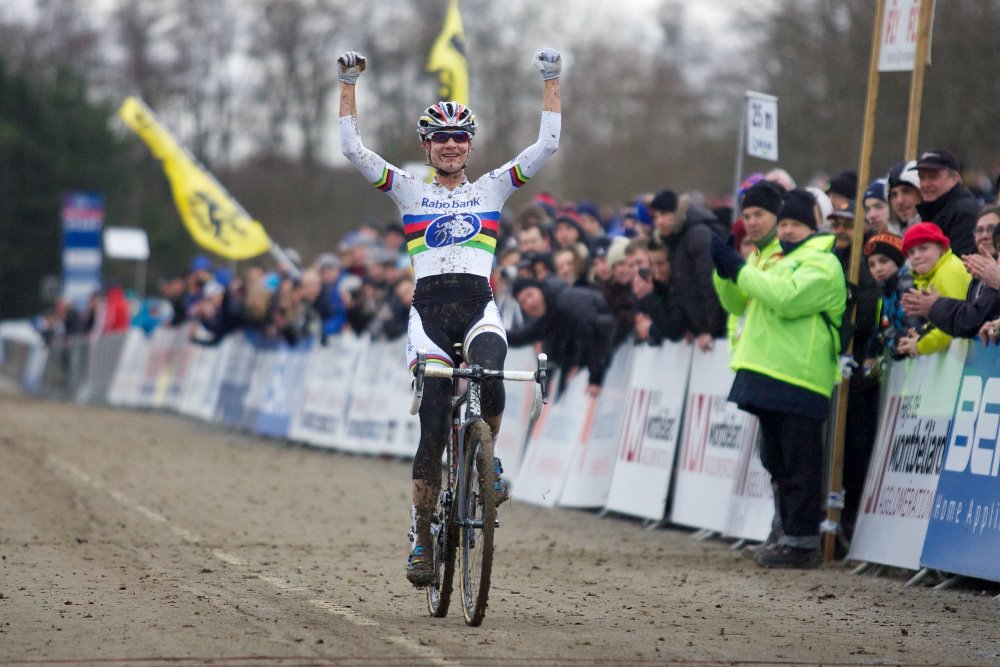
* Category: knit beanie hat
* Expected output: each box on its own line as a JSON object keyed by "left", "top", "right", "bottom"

{"left": 863, "top": 233, "right": 905, "bottom": 267}
{"left": 649, "top": 189, "right": 678, "bottom": 213}
{"left": 887, "top": 160, "right": 920, "bottom": 190}
{"left": 863, "top": 178, "right": 887, "bottom": 203}
{"left": 778, "top": 188, "right": 818, "bottom": 230}
{"left": 740, "top": 181, "right": 783, "bottom": 215}
{"left": 827, "top": 170, "right": 859, "bottom": 200}
{"left": 902, "top": 222, "right": 950, "bottom": 255}
{"left": 606, "top": 236, "right": 630, "bottom": 267}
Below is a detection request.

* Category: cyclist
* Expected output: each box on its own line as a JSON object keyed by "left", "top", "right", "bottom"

{"left": 337, "top": 47, "right": 562, "bottom": 587}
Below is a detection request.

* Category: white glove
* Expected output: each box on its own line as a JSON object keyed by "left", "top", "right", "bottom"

{"left": 533, "top": 48, "right": 562, "bottom": 80}
{"left": 337, "top": 51, "right": 366, "bottom": 85}
{"left": 839, "top": 354, "right": 859, "bottom": 380}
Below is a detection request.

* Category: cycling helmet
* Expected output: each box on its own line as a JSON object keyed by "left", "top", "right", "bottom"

{"left": 417, "top": 101, "right": 478, "bottom": 139}
{"left": 886, "top": 160, "right": 920, "bottom": 190}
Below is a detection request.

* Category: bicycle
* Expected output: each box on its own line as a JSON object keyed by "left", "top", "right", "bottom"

{"left": 409, "top": 346, "right": 548, "bottom": 626}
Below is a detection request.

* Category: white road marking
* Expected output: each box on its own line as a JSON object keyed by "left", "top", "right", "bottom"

{"left": 45, "top": 454, "right": 457, "bottom": 666}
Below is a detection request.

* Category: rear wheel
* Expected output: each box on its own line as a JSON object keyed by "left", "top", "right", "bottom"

{"left": 427, "top": 465, "right": 457, "bottom": 617}
{"left": 459, "top": 420, "right": 496, "bottom": 626}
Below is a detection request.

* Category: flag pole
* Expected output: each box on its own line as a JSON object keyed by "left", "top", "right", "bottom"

{"left": 823, "top": 0, "right": 885, "bottom": 564}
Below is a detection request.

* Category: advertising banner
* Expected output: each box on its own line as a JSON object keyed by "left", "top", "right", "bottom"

{"left": 287, "top": 337, "right": 356, "bottom": 450}
{"left": 515, "top": 372, "right": 590, "bottom": 507}
{"left": 878, "top": 0, "right": 934, "bottom": 72}
{"left": 671, "top": 343, "right": 752, "bottom": 532}
{"left": 724, "top": 421, "right": 772, "bottom": 542}
{"left": 848, "top": 341, "right": 969, "bottom": 569}
{"left": 106, "top": 328, "right": 151, "bottom": 408}
{"left": 216, "top": 335, "right": 258, "bottom": 426}
{"left": 560, "top": 344, "right": 636, "bottom": 508}
{"left": 256, "top": 341, "right": 313, "bottom": 438}
{"left": 61, "top": 192, "right": 104, "bottom": 306}
{"left": 604, "top": 342, "right": 692, "bottom": 521}
{"left": 493, "top": 346, "right": 540, "bottom": 482}
{"left": 178, "top": 339, "right": 231, "bottom": 422}
{"left": 921, "top": 342, "right": 1000, "bottom": 583}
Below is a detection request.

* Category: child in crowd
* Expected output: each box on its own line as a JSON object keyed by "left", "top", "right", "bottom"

{"left": 862, "top": 233, "right": 911, "bottom": 373}
{"left": 895, "top": 223, "right": 971, "bottom": 357}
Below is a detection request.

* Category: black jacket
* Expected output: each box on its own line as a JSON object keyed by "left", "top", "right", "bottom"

{"left": 916, "top": 183, "right": 980, "bottom": 257}
{"left": 637, "top": 279, "right": 686, "bottom": 344}
{"left": 658, "top": 196, "right": 728, "bottom": 338}
{"left": 507, "top": 277, "right": 616, "bottom": 386}
{"left": 928, "top": 279, "right": 1000, "bottom": 338}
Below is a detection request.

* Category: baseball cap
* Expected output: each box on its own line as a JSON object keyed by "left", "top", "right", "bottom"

{"left": 913, "top": 149, "right": 960, "bottom": 172}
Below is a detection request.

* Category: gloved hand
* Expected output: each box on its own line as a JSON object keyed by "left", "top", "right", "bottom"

{"left": 337, "top": 51, "right": 367, "bottom": 85}
{"left": 710, "top": 233, "right": 745, "bottom": 280}
{"left": 533, "top": 48, "right": 562, "bottom": 80}
{"left": 839, "top": 354, "right": 859, "bottom": 380}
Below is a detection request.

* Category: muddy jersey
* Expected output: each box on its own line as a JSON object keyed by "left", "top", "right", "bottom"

{"left": 339, "top": 111, "right": 560, "bottom": 281}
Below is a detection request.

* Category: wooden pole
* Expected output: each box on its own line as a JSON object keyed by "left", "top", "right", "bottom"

{"left": 823, "top": 0, "right": 885, "bottom": 564}
{"left": 904, "top": 0, "right": 935, "bottom": 160}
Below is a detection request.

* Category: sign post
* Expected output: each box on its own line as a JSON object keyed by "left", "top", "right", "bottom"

{"left": 824, "top": 0, "right": 886, "bottom": 564}
{"left": 731, "top": 91, "right": 778, "bottom": 223}
{"left": 904, "top": 0, "right": 935, "bottom": 159}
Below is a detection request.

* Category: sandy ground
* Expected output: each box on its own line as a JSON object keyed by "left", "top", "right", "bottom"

{"left": 1, "top": 388, "right": 999, "bottom": 666}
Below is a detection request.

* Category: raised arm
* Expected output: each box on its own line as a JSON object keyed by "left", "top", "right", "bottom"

{"left": 494, "top": 49, "right": 563, "bottom": 188}
{"left": 337, "top": 51, "right": 365, "bottom": 119}
{"left": 535, "top": 48, "right": 562, "bottom": 114}
{"left": 336, "top": 51, "right": 410, "bottom": 195}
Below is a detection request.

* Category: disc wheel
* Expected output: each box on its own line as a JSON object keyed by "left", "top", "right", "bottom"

{"left": 427, "top": 467, "right": 457, "bottom": 617}
{"left": 459, "top": 420, "right": 496, "bottom": 626}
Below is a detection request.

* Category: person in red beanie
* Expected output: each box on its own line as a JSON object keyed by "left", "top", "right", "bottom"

{"left": 896, "top": 222, "right": 971, "bottom": 357}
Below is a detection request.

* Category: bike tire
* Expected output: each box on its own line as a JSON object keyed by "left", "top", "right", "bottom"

{"left": 459, "top": 420, "right": 496, "bottom": 626}
{"left": 427, "top": 465, "right": 457, "bottom": 617}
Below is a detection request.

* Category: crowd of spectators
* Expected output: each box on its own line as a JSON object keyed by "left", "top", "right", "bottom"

{"left": 29, "top": 146, "right": 1000, "bottom": 563}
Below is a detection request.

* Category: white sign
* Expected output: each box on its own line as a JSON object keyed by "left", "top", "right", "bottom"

{"left": 104, "top": 227, "right": 150, "bottom": 260}
{"left": 604, "top": 343, "right": 692, "bottom": 522}
{"left": 559, "top": 344, "right": 636, "bottom": 509}
{"left": 878, "top": 0, "right": 934, "bottom": 72}
{"left": 670, "top": 343, "right": 751, "bottom": 532}
{"left": 514, "top": 372, "right": 590, "bottom": 507}
{"left": 745, "top": 92, "right": 778, "bottom": 161}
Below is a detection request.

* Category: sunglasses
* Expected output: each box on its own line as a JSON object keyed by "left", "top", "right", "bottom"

{"left": 428, "top": 131, "right": 472, "bottom": 144}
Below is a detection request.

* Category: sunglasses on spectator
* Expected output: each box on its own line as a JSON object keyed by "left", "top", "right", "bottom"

{"left": 428, "top": 131, "right": 472, "bottom": 144}
{"left": 829, "top": 217, "right": 854, "bottom": 229}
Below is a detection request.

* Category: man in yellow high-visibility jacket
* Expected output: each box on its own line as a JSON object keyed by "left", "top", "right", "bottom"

{"left": 711, "top": 188, "right": 847, "bottom": 569}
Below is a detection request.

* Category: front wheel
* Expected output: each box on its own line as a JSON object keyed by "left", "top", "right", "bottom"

{"left": 459, "top": 420, "right": 496, "bottom": 626}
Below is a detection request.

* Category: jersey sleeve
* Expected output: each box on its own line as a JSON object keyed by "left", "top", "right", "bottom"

{"left": 339, "top": 115, "right": 416, "bottom": 202}
{"left": 484, "top": 111, "right": 560, "bottom": 197}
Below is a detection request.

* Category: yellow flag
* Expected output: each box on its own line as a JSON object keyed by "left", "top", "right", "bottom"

{"left": 118, "top": 96, "right": 272, "bottom": 260}
{"left": 426, "top": 0, "right": 469, "bottom": 105}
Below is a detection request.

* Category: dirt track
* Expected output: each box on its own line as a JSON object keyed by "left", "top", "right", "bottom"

{"left": 1, "top": 387, "right": 999, "bottom": 666}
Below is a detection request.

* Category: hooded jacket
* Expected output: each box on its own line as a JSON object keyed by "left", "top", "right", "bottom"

{"left": 722, "top": 233, "right": 846, "bottom": 400}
